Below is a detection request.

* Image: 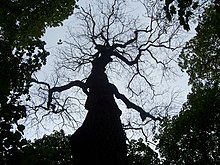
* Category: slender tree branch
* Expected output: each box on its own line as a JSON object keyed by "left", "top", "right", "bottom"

{"left": 31, "top": 78, "right": 50, "bottom": 89}
{"left": 48, "top": 80, "right": 88, "bottom": 109}
{"left": 32, "top": 79, "right": 88, "bottom": 110}
{"left": 112, "top": 31, "right": 137, "bottom": 49}
{"left": 112, "top": 51, "right": 140, "bottom": 65}
{"left": 110, "top": 83, "right": 161, "bottom": 121}
{"left": 49, "top": 81, "right": 87, "bottom": 94}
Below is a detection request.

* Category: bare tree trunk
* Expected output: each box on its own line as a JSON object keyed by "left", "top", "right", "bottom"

{"left": 70, "top": 54, "right": 128, "bottom": 165}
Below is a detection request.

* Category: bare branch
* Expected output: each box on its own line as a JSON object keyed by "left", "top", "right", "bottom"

{"left": 31, "top": 78, "right": 50, "bottom": 89}
{"left": 32, "top": 79, "right": 88, "bottom": 110}
{"left": 110, "top": 83, "right": 161, "bottom": 121}
{"left": 112, "top": 50, "right": 140, "bottom": 66}
{"left": 112, "top": 28, "right": 151, "bottom": 49}
{"left": 48, "top": 80, "right": 88, "bottom": 109}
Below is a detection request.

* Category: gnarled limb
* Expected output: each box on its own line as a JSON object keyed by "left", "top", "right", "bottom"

{"left": 111, "top": 29, "right": 152, "bottom": 66}
{"left": 112, "top": 50, "right": 141, "bottom": 66}
{"left": 31, "top": 79, "right": 88, "bottom": 110}
{"left": 110, "top": 83, "right": 161, "bottom": 121}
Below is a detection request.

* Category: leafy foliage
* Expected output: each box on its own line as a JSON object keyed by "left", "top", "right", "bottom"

{"left": 157, "top": 3, "right": 220, "bottom": 164}
{"left": 163, "top": 0, "right": 219, "bottom": 30}
{"left": 127, "top": 138, "right": 160, "bottom": 165}
{"left": 20, "top": 130, "right": 73, "bottom": 165}
{"left": 179, "top": 4, "right": 220, "bottom": 87}
{"left": 18, "top": 130, "right": 160, "bottom": 165}
{"left": 163, "top": 0, "right": 199, "bottom": 30}
{"left": 0, "top": 0, "right": 77, "bottom": 163}
{"left": 157, "top": 84, "right": 220, "bottom": 164}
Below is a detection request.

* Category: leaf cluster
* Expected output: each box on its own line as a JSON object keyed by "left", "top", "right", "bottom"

{"left": 0, "top": 0, "right": 77, "bottom": 163}
{"left": 163, "top": 0, "right": 200, "bottom": 30}
{"left": 20, "top": 130, "right": 73, "bottom": 165}
{"left": 157, "top": 84, "right": 220, "bottom": 164}
{"left": 156, "top": 2, "right": 220, "bottom": 164}
{"left": 179, "top": 3, "right": 220, "bottom": 87}
{"left": 127, "top": 138, "right": 161, "bottom": 165}
{"left": 17, "top": 130, "right": 161, "bottom": 165}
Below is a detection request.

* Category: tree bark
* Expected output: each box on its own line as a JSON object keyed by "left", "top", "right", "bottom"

{"left": 70, "top": 53, "right": 128, "bottom": 165}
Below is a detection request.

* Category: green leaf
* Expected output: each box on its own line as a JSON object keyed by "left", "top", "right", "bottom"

{"left": 170, "top": 5, "right": 176, "bottom": 15}
{"left": 17, "top": 124, "right": 25, "bottom": 132}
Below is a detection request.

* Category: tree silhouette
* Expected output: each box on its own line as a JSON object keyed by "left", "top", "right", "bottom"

{"left": 31, "top": 0, "right": 183, "bottom": 164}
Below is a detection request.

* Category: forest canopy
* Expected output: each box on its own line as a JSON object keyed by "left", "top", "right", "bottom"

{"left": 1, "top": 0, "right": 219, "bottom": 164}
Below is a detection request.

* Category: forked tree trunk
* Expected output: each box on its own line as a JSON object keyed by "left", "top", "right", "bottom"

{"left": 70, "top": 54, "right": 128, "bottom": 165}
